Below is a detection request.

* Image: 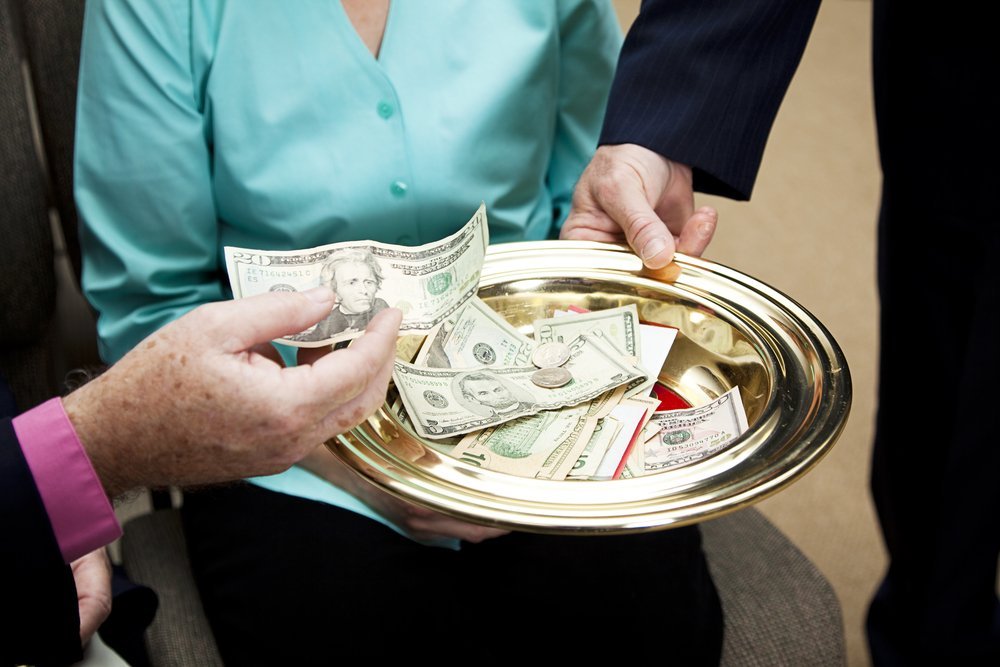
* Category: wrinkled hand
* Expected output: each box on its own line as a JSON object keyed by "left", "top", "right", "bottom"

{"left": 72, "top": 548, "right": 112, "bottom": 646}
{"left": 63, "top": 288, "right": 402, "bottom": 498}
{"left": 300, "top": 447, "right": 509, "bottom": 544}
{"left": 561, "top": 144, "right": 718, "bottom": 269}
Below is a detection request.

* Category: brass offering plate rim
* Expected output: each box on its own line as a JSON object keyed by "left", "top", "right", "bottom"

{"left": 329, "top": 241, "right": 852, "bottom": 535}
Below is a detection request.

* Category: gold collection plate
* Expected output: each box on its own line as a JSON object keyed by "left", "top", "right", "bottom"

{"left": 328, "top": 241, "right": 851, "bottom": 535}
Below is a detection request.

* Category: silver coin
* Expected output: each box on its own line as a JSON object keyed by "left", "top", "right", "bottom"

{"left": 531, "top": 367, "right": 573, "bottom": 389}
{"left": 531, "top": 342, "right": 571, "bottom": 368}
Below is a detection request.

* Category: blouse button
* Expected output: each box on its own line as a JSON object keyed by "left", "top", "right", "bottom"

{"left": 377, "top": 101, "right": 395, "bottom": 119}
{"left": 390, "top": 180, "right": 408, "bottom": 197}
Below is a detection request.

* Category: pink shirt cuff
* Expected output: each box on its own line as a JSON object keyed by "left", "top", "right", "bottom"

{"left": 12, "top": 397, "right": 122, "bottom": 562}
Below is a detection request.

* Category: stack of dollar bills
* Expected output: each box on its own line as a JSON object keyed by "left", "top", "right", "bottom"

{"left": 224, "top": 204, "right": 749, "bottom": 481}
{"left": 392, "top": 296, "right": 749, "bottom": 481}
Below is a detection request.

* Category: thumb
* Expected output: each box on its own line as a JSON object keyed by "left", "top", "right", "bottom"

{"left": 203, "top": 287, "right": 336, "bottom": 350}
{"left": 312, "top": 307, "right": 402, "bottom": 377}
{"left": 599, "top": 182, "right": 676, "bottom": 269}
{"left": 675, "top": 206, "right": 718, "bottom": 258}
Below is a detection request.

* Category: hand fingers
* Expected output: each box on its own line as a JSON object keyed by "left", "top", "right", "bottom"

{"left": 401, "top": 501, "right": 509, "bottom": 543}
{"left": 196, "top": 287, "right": 337, "bottom": 351}
{"left": 312, "top": 308, "right": 401, "bottom": 383}
{"left": 299, "top": 303, "right": 403, "bottom": 369}
{"left": 559, "top": 211, "right": 627, "bottom": 243}
{"left": 568, "top": 146, "right": 679, "bottom": 269}
{"left": 457, "top": 526, "right": 510, "bottom": 543}
{"left": 657, "top": 162, "right": 696, "bottom": 238}
{"left": 78, "top": 596, "right": 110, "bottom": 646}
{"left": 409, "top": 515, "right": 510, "bottom": 543}
{"left": 258, "top": 309, "right": 399, "bottom": 453}
{"left": 314, "top": 334, "right": 398, "bottom": 436}
{"left": 303, "top": 309, "right": 401, "bottom": 425}
{"left": 588, "top": 168, "right": 677, "bottom": 269}
{"left": 72, "top": 550, "right": 112, "bottom": 644}
{"left": 675, "top": 206, "right": 718, "bottom": 258}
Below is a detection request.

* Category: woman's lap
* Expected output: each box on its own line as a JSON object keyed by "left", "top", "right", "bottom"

{"left": 182, "top": 483, "right": 723, "bottom": 664}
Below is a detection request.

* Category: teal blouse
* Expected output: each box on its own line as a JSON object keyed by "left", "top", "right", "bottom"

{"left": 76, "top": 0, "right": 621, "bottom": 540}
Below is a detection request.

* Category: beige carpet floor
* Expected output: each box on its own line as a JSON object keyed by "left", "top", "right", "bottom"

{"left": 613, "top": 1, "right": 884, "bottom": 665}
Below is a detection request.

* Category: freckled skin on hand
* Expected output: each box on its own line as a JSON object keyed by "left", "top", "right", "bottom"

{"left": 60, "top": 295, "right": 403, "bottom": 497}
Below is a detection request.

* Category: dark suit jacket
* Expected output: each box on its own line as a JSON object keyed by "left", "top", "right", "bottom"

{"left": 600, "top": 4, "right": 1000, "bottom": 662}
{"left": 0, "top": 414, "right": 83, "bottom": 665}
{"left": 1, "top": 390, "right": 157, "bottom": 667}
{"left": 600, "top": 0, "right": 820, "bottom": 200}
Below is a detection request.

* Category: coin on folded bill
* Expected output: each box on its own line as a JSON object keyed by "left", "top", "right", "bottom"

{"left": 531, "top": 342, "right": 571, "bottom": 369}
{"left": 531, "top": 367, "right": 573, "bottom": 388}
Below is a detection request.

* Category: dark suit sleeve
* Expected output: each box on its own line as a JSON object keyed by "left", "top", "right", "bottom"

{"left": 600, "top": 0, "right": 821, "bottom": 200}
{"left": 0, "top": 417, "right": 83, "bottom": 666}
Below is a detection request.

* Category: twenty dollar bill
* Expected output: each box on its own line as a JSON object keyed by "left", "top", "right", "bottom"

{"left": 224, "top": 204, "right": 489, "bottom": 347}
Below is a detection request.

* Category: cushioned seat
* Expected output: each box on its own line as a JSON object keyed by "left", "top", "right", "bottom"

{"left": 703, "top": 509, "right": 846, "bottom": 666}
{"left": 121, "top": 511, "right": 223, "bottom": 667}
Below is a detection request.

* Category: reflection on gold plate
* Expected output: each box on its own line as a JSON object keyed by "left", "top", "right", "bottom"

{"left": 327, "top": 241, "right": 851, "bottom": 535}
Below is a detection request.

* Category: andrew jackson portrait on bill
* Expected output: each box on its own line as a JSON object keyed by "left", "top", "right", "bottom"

{"left": 224, "top": 204, "right": 490, "bottom": 347}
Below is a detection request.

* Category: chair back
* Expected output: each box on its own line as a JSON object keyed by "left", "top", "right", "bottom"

{"left": 0, "top": 0, "right": 91, "bottom": 411}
